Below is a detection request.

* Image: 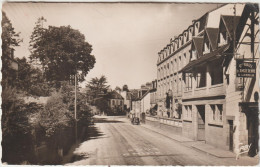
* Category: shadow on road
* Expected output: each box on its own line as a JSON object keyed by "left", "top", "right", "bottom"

{"left": 94, "top": 117, "right": 124, "bottom": 123}
{"left": 62, "top": 124, "right": 104, "bottom": 164}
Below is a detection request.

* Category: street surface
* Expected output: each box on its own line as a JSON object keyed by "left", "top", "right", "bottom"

{"left": 66, "top": 116, "right": 258, "bottom": 166}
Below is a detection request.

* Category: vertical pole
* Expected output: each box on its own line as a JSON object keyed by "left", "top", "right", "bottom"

{"left": 250, "top": 11, "right": 255, "bottom": 63}
{"left": 75, "top": 74, "right": 77, "bottom": 120}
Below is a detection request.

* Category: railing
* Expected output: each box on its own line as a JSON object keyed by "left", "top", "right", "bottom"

{"left": 146, "top": 116, "right": 158, "bottom": 122}
{"left": 159, "top": 117, "right": 182, "bottom": 127}
{"left": 146, "top": 115, "right": 182, "bottom": 127}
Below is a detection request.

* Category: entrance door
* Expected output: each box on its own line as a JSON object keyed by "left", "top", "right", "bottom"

{"left": 247, "top": 107, "right": 259, "bottom": 156}
{"left": 228, "top": 120, "right": 234, "bottom": 151}
{"left": 197, "top": 105, "right": 205, "bottom": 141}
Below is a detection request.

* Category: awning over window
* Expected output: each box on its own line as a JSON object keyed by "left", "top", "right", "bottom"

{"left": 181, "top": 44, "right": 230, "bottom": 73}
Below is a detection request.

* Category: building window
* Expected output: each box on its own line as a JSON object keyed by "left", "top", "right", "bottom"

{"left": 217, "top": 104, "right": 223, "bottom": 121}
{"left": 219, "top": 31, "right": 228, "bottom": 45}
{"left": 178, "top": 78, "right": 182, "bottom": 93}
{"left": 179, "top": 56, "right": 182, "bottom": 69}
{"left": 195, "top": 22, "right": 200, "bottom": 35}
{"left": 174, "top": 79, "right": 177, "bottom": 93}
{"left": 210, "top": 104, "right": 223, "bottom": 123}
{"left": 185, "top": 73, "right": 192, "bottom": 91}
{"left": 167, "top": 63, "right": 169, "bottom": 76}
{"left": 196, "top": 72, "right": 206, "bottom": 88}
{"left": 164, "top": 65, "right": 166, "bottom": 77}
{"left": 171, "top": 61, "right": 173, "bottom": 73}
{"left": 183, "top": 53, "right": 186, "bottom": 65}
{"left": 210, "top": 105, "right": 216, "bottom": 121}
{"left": 204, "top": 41, "right": 210, "bottom": 54}
{"left": 112, "top": 100, "right": 115, "bottom": 105}
{"left": 184, "top": 105, "right": 192, "bottom": 120}
{"left": 210, "top": 63, "right": 223, "bottom": 85}
{"left": 174, "top": 59, "right": 177, "bottom": 72}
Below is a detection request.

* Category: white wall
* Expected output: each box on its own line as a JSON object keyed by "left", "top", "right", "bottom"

{"left": 141, "top": 93, "right": 151, "bottom": 114}
{"left": 207, "top": 4, "right": 245, "bottom": 28}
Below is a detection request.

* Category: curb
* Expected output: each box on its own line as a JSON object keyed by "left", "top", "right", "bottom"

{"left": 190, "top": 145, "right": 235, "bottom": 158}
{"left": 140, "top": 123, "right": 236, "bottom": 159}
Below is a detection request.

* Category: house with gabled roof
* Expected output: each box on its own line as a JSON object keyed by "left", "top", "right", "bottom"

{"left": 105, "top": 90, "right": 124, "bottom": 115}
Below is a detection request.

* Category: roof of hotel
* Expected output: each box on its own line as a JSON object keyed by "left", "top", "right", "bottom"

{"left": 192, "top": 37, "right": 204, "bottom": 57}
{"left": 181, "top": 44, "right": 229, "bottom": 72}
{"left": 205, "top": 28, "right": 219, "bottom": 50}
{"left": 219, "top": 15, "right": 241, "bottom": 40}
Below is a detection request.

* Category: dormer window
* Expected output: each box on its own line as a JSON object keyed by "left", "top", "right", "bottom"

{"left": 171, "top": 42, "right": 175, "bottom": 53}
{"left": 194, "top": 22, "right": 200, "bottom": 35}
{"left": 162, "top": 52, "right": 165, "bottom": 59}
{"left": 219, "top": 31, "right": 228, "bottom": 46}
{"left": 189, "top": 27, "right": 193, "bottom": 39}
{"left": 175, "top": 40, "right": 178, "bottom": 50}
{"left": 191, "top": 49, "right": 197, "bottom": 61}
{"left": 184, "top": 32, "right": 188, "bottom": 43}
{"left": 203, "top": 41, "right": 210, "bottom": 54}
{"left": 168, "top": 45, "right": 171, "bottom": 55}
{"left": 179, "top": 36, "right": 183, "bottom": 46}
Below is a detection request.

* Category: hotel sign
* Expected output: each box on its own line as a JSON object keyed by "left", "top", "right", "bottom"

{"left": 236, "top": 60, "right": 256, "bottom": 77}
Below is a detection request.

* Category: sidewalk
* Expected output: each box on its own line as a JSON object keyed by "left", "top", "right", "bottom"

{"left": 141, "top": 123, "right": 193, "bottom": 143}
{"left": 140, "top": 122, "right": 259, "bottom": 163}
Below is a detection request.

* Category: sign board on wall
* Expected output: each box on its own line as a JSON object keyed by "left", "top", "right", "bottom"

{"left": 236, "top": 60, "right": 256, "bottom": 77}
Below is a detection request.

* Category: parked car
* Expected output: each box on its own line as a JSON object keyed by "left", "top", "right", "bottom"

{"left": 131, "top": 117, "right": 140, "bottom": 125}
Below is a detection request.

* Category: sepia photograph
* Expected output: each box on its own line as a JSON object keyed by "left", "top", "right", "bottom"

{"left": 1, "top": 1, "right": 259, "bottom": 165}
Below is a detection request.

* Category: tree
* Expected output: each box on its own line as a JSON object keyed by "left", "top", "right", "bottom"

{"left": 14, "top": 57, "right": 52, "bottom": 96}
{"left": 115, "top": 86, "right": 122, "bottom": 93}
{"left": 1, "top": 12, "right": 22, "bottom": 88}
{"left": 29, "top": 18, "right": 96, "bottom": 85}
{"left": 122, "top": 84, "right": 129, "bottom": 92}
{"left": 87, "top": 75, "right": 110, "bottom": 98}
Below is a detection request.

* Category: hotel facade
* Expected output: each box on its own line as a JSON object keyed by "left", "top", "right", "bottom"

{"left": 155, "top": 4, "right": 259, "bottom": 155}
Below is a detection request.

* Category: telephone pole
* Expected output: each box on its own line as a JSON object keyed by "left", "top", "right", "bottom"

{"left": 74, "top": 73, "right": 77, "bottom": 120}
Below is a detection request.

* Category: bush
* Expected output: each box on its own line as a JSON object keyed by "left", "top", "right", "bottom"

{"left": 37, "top": 92, "right": 74, "bottom": 137}
{"left": 1, "top": 87, "right": 40, "bottom": 164}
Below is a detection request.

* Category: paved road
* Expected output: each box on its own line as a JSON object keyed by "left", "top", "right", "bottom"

{"left": 66, "top": 116, "right": 257, "bottom": 166}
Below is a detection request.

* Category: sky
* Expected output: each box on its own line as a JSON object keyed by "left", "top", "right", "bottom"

{"left": 2, "top": 2, "right": 221, "bottom": 89}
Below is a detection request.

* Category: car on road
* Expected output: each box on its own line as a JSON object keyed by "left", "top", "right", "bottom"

{"left": 131, "top": 117, "right": 140, "bottom": 125}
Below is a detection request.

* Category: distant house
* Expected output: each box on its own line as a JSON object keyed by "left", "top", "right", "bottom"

{"left": 140, "top": 91, "right": 150, "bottom": 115}
{"left": 120, "top": 90, "right": 131, "bottom": 112}
{"left": 131, "top": 89, "right": 149, "bottom": 119}
{"left": 150, "top": 80, "right": 157, "bottom": 107}
{"left": 106, "top": 90, "right": 124, "bottom": 115}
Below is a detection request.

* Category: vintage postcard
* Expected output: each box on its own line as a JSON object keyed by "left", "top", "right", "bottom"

{"left": 1, "top": 1, "right": 259, "bottom": 165}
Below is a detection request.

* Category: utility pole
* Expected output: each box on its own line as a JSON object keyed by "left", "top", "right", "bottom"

{"left": 74, "top": 73, "right": 77, "bottom": 120}
{"left": 250, "top": 10, "right": 255, "bottom": 62}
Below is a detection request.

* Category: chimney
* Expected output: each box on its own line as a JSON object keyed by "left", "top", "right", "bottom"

{"left": 10, "top": 48, "right": 14, "bottom": 59}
